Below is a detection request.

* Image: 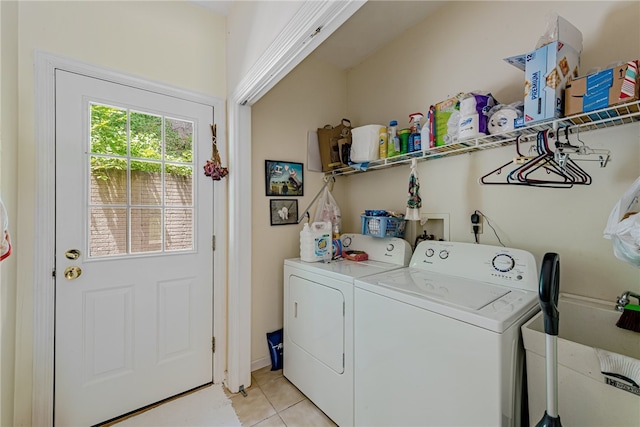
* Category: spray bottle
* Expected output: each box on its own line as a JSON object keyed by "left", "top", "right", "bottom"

{"left": 424, "top": 105, "right": 436, "bottom": 149}
{"left": 408, "top": 113, "right": 424, "bottom": 152}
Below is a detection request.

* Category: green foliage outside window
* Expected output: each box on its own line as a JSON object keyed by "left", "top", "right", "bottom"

{"left": 90, "top": 105, "right": 193, "bottom": 180}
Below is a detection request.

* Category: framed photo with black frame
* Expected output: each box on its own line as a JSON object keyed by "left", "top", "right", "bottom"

{"left": 270, "top": 199, "right": 298, "bottom": 226}
{"left": 265, "top": 160, "right": 303, "bottom": 196}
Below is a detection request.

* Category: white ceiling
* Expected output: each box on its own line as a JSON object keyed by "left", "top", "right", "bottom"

{"left": 192, "top": 0, "right": 445, "bottom": 70}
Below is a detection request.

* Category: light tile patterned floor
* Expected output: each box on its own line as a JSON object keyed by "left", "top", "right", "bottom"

{"left": 227, "top": 366, "right": 337, "bottom": 427}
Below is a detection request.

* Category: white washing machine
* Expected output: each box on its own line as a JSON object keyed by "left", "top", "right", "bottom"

{"left": 284, "top": 233, "right": 412, "bottom": 427}
{"left": 354, "top": 240, "right": 540, "bottom": 427}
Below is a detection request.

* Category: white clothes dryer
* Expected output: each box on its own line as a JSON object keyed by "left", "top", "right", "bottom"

{"left": 284, "top": 233, "right": 412, "bottom": 427}
{"left": 354, "top": 240, "right": 540, "bottom": 427}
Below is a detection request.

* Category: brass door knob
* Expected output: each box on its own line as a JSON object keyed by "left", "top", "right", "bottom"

{"left": 64, "top": 266, "right": 82, "bottom": 280}
{"left": 65, "top": 249, "right": 81, "bottom": 260}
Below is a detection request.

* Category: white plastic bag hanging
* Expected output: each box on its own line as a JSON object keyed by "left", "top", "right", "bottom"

{"left": 0, "top": 197, "right": 12, "bottom": 262}
{"left": 604, "top": 176, "right": 640, "bottom": 268}
{"left": 314, "top": 186, "right": 341, "bottom": 235}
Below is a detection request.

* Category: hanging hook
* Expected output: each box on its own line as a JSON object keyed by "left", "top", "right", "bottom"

{"left": 575, "top": 125, "right": 586, "bottom": 146}
{"left": 323, "top": 175, "right": 336, "bottom": 191}
{"left": 297, "top": 176, "right": 336, "bottom": 223}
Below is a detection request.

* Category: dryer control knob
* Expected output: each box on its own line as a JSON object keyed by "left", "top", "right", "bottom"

{"left": 439, "top": 250, "right": 449, "bottom": 259}
{"left": 342, "top": 236, "right": 352, "bottom": 248}
{"left": 425, "top": 248, "right": 435, "bottom": 257}
{"left": 386, "top": 243, "right": 395, "bottom": 252}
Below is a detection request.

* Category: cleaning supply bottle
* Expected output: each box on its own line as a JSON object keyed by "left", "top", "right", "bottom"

{"left": 387, "top": 120, "right": 399, "bottom": 157}
{"left": 300, "top": 223, "right": 315, "bottom": 262}
{"left": 424, "top": 106, "right": 435, "bottom": 149}
{"left": 300, "top": 221, "right": 332, "bottom": 262}
{"left": 315, "top": 222, "right": 333, "bottom": 263}
{"left": 399, "top": 128, "right": 411, "bottom": 154}
{"left": 409, "top": 112, "right": 424, "bottom": 152}
{"left": 378, "top": 126, "right": 388, "bottom": 159}
{"left": 421, "top": 116, "right": 430, "bottom": 152}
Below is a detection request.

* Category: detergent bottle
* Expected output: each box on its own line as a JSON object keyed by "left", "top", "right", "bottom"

{"left": 387, "top": 120, "right": 399, "bottom": 157}
{"left": 378, "top": 126, "right": 388, "bottom": 159}
{"left": 300, "top": 223, "right": 314, "bottom": 262}
{"left": 300, "top": 222, "right": 332, "bottom": 262}
{"left": 409, "top": 112, "right": 424, "bottom": 152}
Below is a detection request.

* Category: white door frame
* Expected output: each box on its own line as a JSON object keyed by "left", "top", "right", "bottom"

{"left": 32, "top": 51, "right": 228, "bottom": 426}
{"left": 224, "top": 0, "right": 365, "bottom": 393}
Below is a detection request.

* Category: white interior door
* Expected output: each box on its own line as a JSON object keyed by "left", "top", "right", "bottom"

{"left": 54, "top": 70, "right": 215, "bottom": 426}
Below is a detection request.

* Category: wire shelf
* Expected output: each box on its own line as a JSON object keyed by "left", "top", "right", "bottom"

{"left": 327, "top": 100, "right": 640, "bottom": 177}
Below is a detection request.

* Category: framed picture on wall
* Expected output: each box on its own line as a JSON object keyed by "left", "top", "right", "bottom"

{"left": 270, "top": 199, "right": 298, "bottom": 226}
{"left": 265, "top": 160, "right": 303, "bottom": 196}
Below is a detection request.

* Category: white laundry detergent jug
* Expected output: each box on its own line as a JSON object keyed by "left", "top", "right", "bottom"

{"left": 300, "top": 222, "right": 333, "bottom": 262}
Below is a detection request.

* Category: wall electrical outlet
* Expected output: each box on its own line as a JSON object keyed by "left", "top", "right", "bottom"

{"left": 471, "top": 211, "right": 483, "bottom": 234}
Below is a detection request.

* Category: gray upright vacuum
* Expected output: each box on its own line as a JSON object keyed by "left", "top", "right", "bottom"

{"left": 536, "top": 252, "right": 562, "bottom": 427}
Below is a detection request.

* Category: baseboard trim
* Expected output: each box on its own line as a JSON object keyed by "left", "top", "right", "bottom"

{"left": 251, "top": 357, "right": 272, "bottom": 373}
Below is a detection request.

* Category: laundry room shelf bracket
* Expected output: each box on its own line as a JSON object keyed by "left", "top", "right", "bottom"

{"left": 326, "top": 100, "right": 640, "bottom": 177}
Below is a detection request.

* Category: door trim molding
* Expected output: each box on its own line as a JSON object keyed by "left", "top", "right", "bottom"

{"left": 32, "top": 51, "right": 228, "bottom": 426}
{"left": 225, "top": 0, "right": 364, "bottom": 393}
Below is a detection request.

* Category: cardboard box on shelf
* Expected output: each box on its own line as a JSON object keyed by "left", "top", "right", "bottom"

{"left": 564, "top": 60, "right": 639, "bottom": 116}
{"left": 506, "top": 41, "right": 581, "bottom": 125}
{"left": 504, "top": 15, "right": 582, "bottom": 125}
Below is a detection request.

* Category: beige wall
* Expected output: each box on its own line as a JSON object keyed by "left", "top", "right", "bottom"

{"left": 251, "top": 55, "right": 347, "bottom": 367}
{"left": 1, "top": 2, "right": 19, "bottom": 426}
{"left": 250, "top": 1, "right": 640, "bottom": 367}
{"left": 10, "top": 2, "right": 225, "bottom": 425}
{"left": 340, "top": 1, "right": 640, "bottom": 301}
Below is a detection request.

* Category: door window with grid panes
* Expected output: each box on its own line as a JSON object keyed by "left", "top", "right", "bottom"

{"left": 89, "top": 104, "right": 195, "bottom": 257}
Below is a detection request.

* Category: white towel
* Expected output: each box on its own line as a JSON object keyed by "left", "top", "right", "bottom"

{"left": 595, "top": 348, "right": 640, "bottom": 387}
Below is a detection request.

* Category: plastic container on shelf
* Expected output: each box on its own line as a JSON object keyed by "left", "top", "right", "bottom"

{"left": 399, "top": 128, "right": 411, "bottom": 154}
{"left": 387, "top": 120, "right": 399, "bottom": 157}
{"left": 351, "top": 124, "right": 384, "bottom": 162}
{"left": 421, "top": 124, "right": 430, "bottom": 151}
{"left": 409, "top": 113, "right": 424, "bottom": 152}
{"left": 300, "top": 222, "right": 333, "bottom": 262}
{"left": 423, "top": 107, "right": 434, "bottom": 150}
{"left": 378, "top": 126, "right": 388, "bottom": 159}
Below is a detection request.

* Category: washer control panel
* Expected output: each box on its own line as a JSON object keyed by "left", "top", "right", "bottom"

{"left": 340, "top": 233, "right": 412, "bottom": 266}
{"left": 411, "top": 240, "right": 538, "bottom": 292}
